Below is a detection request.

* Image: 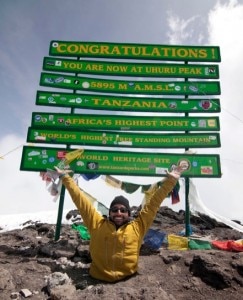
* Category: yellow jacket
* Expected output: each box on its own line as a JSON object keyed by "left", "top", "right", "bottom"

{"left": 62, "top": 175, "right": 177, "bottom": 282}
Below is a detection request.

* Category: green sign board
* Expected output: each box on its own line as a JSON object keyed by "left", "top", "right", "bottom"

{"left": 36, "top": 91, "right": 221, "bottom": 113}
{"left": 32, "top": 113, "right": 220, "bottom": 131}
{"left": 27, "top": 127, "right": 221, "bottom": 148}
{"left": 20, "top": 146, "right": 221, "bottom": 178}
{"left": 49, "top": 41, "right": 221, "bottom": 62}
{"left": 40, "top": 73, "right": 221, "bottom": 95}
{"left": 43, "top": 57, "right": 219, "bottom": 79}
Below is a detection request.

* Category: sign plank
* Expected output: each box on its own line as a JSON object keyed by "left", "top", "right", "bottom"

{"left": 27, "top": 128, "right": 221, "bottom": 148}
{"left": 40, "top": 73, "right": 221, "bottom": 95}
{"left": 31, "top": 113, "right": 220, "bottom": 131}
{"left": 36, "top": 91, "right": 221, "bottom": 113}
{"left": 49, "top": 41, "right": 221, "bottom": 62}
{"left": 43, "top": 57, "right": 219, "bottom": 79}
{"left": 20, "top": 146, "right": 221, "bottom": 178}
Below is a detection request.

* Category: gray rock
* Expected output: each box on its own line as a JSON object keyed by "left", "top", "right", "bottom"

{"left": 45, "top": 272, "right": 72, "bottom": 294}
{"left": 20, "top": 288, "right": 32, "bottom": 298}
{"left": 0, "top": 267, "right": 15, "bottom": 290}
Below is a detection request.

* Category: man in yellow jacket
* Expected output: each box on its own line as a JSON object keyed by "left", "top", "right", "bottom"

{"left": 56, "top": 166, "right": 182, "bottom": 282}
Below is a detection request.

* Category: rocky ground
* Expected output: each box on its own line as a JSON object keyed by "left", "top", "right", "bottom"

{"left": 1, "top": 206, "right": 243, "bottom": 299}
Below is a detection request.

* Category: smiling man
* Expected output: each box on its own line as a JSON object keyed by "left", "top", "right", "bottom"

{"left": 55, "top": 166, "right": 182, "bottom": 282}
{"left": 109, "top": 196, "right": 131, "bottom": 228}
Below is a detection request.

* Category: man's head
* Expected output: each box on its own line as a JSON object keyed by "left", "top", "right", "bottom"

{"left": 109, "top": 196, "right": 130, "bottom": 228}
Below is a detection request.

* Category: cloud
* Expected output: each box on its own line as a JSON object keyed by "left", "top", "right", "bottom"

{"left": 1, "top": 0, "right": 243, "bottom": 224}
{"left": 1, "top": 134, "right": 170, "bottom": 216}
{"left": 166, "top": 14, "right": 201, "bottom": 44}
{"left": 0, "top": 134, "right": 63, "bottom": 214}
{"left": 208, "top": 0, "right": 243, "bottom": 109}
{"left": 193, "top": 0, "right": 243, "bottom": 221}
{"left": 163, "top": 1, "right": 243, "bottom": 222}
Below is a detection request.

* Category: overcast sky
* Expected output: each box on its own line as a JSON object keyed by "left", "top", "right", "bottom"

{"left": 1, "top": 0, "right": 243, "bottom": 225}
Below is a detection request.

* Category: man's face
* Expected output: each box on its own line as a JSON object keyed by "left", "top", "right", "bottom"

{"left": 109, "top": 204, "right": 130, "bottom": 227}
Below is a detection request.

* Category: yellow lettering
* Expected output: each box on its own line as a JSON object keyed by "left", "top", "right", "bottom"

{"left": 85, "top": 64, "right": 103, "bottom": 71}
{"left": 160, "top": 120, "right": 189, "bottom": 127}
{"left": 130, "top": 66, "right": 142, "bottom": 72}
{"left": 119, "top": 83, "right": 128, "bottom": 90}
{"left": 199, "top": 49, "right": 207, "bottom": 58}
{"left": 100, "top": 45, "right": 109, "bottom": 54}
{"left": 57, "top": 44, "right": 67, "bottom": 53}
{"left": 153, "top": 158, "right": 170, "bottom": 163}
{"left": 150, "top": 47, "right": 161, "bottom": 56}
{"left": 110, "top": 46, "right": 121, "bottom": 55}
{"left": 89, "top": 45, "right": 101, "bottom": 54}
{"left": 106, "top": 65, "right": 128, "bottom": 72}
{"left": 55, "top": 43, "right": 212, "bottom": 60}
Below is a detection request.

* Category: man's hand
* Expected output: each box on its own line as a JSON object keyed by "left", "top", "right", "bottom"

{"left": 54, "top": 166, "right": 73, "bottom": 177}
{"left": 166, "top": 165, "right": 184, "bottom": 180}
